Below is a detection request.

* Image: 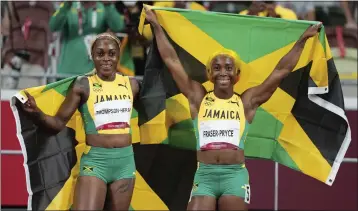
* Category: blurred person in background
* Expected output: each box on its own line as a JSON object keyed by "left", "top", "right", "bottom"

{"left": 152, "top": 1, "right": 206, "bottom": 10}
{"left": 349, "top": 1, "right": 357, "bottom": 23}
{"left": 49, "top": 1, "right": 126, "bottom": 77}
{"left": 314, "top": 1, "right": 357, "bottom": 29}
{"left": 276, "top": 1, "right": 315, "bottom": 20}
{"left": 115, "top": 1, "right": 152, "bottom": 76}
{"left": 239, "top": 1, "right": 297, "bottom": 20}
{"left": 210, "top": 1, "right": 251, "bottom": 14}
{"left": 1, "top": 1, "right": 54, "bottom": 89}
{"left": 1, "top": 1, "right": 9, "bottom": 50}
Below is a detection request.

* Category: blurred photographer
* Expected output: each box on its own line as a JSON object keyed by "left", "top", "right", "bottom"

{"left": 115, "top": 1, "right": 154, "bottom": 76}
{"left": 240, "top": 1, "right": 297, "bottom": 20}
{"left": 49, "top": 1, "right": 126, "bottom": 76}
{"left": 1, "top": 1, "right": 54, "bottom": 89}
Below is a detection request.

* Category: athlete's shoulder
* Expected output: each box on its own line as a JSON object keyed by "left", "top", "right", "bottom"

{"left": 84, "top": 69, "right": 96, "bottom": 77}
{"left": 115, "top": 73, "right": 133, "bottom": 85}
{"left": 72, "top": 76, "right": 90, "bottom": 96}
{"left": 75, "top": 75, "right": 89, "bottom": 86}
{"left": 129, "top": 77, "right": 139, "bottom": 86}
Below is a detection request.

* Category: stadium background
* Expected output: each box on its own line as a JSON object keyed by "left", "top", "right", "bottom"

{"left": 1, "top": 1, "right": 357, "bottom": 210}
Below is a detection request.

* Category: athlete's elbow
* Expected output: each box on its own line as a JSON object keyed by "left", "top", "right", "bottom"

{"left": 162, "top": 49, "right": 178, "bottom": 62}
{"left": 51, "top": 118, "right": 67, "bottom": 133}
{"left": 272, "top": 69, "right": 290, "bottom": 82}
{"left": 163, "top": 58, "right": 180, "bottom": 71}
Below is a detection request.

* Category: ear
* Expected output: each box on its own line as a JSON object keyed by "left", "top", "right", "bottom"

{"left": 234, "top": 76, "right": 240, "bottom": 84}
{"left": 206, "top": 69, "right": 212, "bottom": 82}
{"left": 235, "top": 70, "right": 240, "bottom": 83}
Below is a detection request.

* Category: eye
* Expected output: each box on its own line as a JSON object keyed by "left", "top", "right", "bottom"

{"left": 109, "top": 51, "right": 116, "bottom": 57}
{"left": 213, "top": 65, "right": 220, "bottom": 71}
{"left": 227, "top": 66, "right": 233, "bottom": 71}
{"left": 97, "top": 52, "right": 104, "bottom": 57}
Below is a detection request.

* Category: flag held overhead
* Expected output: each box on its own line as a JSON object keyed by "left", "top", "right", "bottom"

{"left": 11, "top": 6, "right": 351, "bottom": 211}
{"left": 137, "top": 6, "right": 351, "bottom": 186}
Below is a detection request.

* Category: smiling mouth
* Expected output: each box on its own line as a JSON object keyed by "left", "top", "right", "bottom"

{"left": 101, "top": 64, "right": 112, "bottom": 69}
{"left": 217, "top": 78, "right": 230, "bottom": 85}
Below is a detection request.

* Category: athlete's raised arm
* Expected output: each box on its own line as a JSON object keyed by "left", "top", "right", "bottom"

{"left": 242, "top": 23, "right": 321, "bottom": 122}
{"left": 21, "top": 76, "right": 89, "bottom": 132}
{"left": 144, "top": 6, "right": 206, "bottom": 109}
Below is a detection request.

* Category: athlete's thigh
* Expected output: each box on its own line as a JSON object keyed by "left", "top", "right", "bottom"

{"left": 72, "top": 176, "right": 107, "bottom": 210}
{"left": 219, "top": 165, "right": 250, "bottom": 211}
{"left": 218, "top": 195, "right": 247, "bottom": 211}
{"left": 187, "top": 195, "right": 216, "bottom": 211}
{"left": 106, "top": 178, "right": 135, "bottom": 210}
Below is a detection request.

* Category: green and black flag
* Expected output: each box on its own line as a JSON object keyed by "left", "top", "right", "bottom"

{"left": 136, "top": 7, "right": 351, "bottom": 186}
{"left": 10, "top": 7, "right": 351, "bottom": 210}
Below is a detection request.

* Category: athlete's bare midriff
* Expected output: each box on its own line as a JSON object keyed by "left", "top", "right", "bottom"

{"left": 197, "top": 148, "right": 245, "bottom": 165}
{"left": 86, "top": 134, "right": 132, "bottom": 148}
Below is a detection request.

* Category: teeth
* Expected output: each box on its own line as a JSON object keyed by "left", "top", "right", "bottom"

{"left": 218, "top": 79, "right": 230, "bottom": 84}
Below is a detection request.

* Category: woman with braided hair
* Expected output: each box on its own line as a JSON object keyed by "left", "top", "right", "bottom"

{"left": 21, "top": 32, "right": 140, "bottom": 210}
{"left": 144, "top": 6, "right": 321, "bottom": 211}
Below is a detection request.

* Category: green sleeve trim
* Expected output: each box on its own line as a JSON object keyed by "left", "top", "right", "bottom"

{"left": 79, "top": 103, "right": 98, "bottom": 134}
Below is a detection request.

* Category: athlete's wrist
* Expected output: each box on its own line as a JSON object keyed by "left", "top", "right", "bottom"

{"left": 32, "top": 109, "right": 45, "bottom": 121}
{"left": 151, "top": 21, "right": 161, "bottom": 30}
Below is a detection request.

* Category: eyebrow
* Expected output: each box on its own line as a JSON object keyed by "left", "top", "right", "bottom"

{"left": 95, "top": 47, "right": 117, "bottom": 51}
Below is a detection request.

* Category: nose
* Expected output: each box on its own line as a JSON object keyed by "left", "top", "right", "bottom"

{"left": 103, "top": 54, "right": 110, "bottom": 61}
{"left": 219, "top": 67, "right": 228, "bottom": 75}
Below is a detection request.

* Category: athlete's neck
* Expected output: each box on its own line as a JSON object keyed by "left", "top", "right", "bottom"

{"left": 97, "top": 72, "right": 116, "bottom": 82}
{"left": 214, "top": 88, "right": 233, "bottom": 99}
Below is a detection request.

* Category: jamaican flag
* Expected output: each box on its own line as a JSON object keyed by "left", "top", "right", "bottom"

{"left": 11, "top": 76, "right": 194, "bottom": 210}
{"left": 11, "top": 7, "right": 351, "bottom": 211}
{"left": 137, "top": 6, "right": 351, "bottom": 186}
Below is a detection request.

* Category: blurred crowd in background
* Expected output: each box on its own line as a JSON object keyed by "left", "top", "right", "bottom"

{"left": 0, "top": 1, "right": 357, "bottom": 90}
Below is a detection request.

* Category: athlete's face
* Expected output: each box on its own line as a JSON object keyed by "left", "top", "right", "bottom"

{"left": 92, "top": 38, "right": 119, "bottom": 78}
{"left": 210, "top": 55, "right": 239, "bottom": 90}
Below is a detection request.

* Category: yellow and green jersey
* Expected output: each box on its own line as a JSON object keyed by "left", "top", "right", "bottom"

{"left": 194, "top": 91, "right": 249, "bottom": 150}
{"left": 79, "top": 73, "right": 133, "bottom": 135}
